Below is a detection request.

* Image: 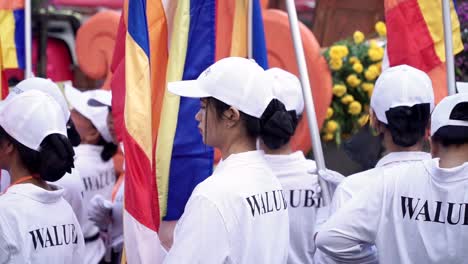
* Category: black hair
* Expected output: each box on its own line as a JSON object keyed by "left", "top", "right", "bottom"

{"left": 0, "top": 127, "right": 75, "bottom": 182}
{"left": 98, "top": 136, "right": 118, "bottom": 162}
{"left": 67, "top": 119, "right": 82, "bottom": 147}
{"left": 432, "top": 102, "right": 468, "bottom": 147}
{"left": 208, "top": 97, "right": 295, "bottom": 150}
{"left": 383, "top": 103, "right": 430, "bottom": 147}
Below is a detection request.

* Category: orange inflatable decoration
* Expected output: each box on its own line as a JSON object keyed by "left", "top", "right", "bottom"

{"left": 75, "top": 11, "right": 120, "bottom": 89}
{"left": 265, "top": 9, "right": 332, "bottom": 154}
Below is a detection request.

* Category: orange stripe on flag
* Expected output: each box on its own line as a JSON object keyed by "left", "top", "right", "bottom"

{"left": 0, "top": 0, "right": 24, "bottom": 9}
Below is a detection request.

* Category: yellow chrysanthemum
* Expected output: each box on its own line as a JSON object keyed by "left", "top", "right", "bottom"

{"left": 341, "top": 95, "right": 354, "bottom": 104}
{"left": 349, "top": 56, "right": 360, "bottom": 65}
{"left": 375, "top": 21, "right": 387, "bottom": 37}
{"left": 322, "top": 133, "right": 334, "bottom": 142}
{"left": 326, "top": 107, "right": 334, "bottom": 119}
{"left": 349, "top": 101, "right": 362, "bottom": 115}
{"left": 338, "top": 45, "right": 349, "bottom": 57}
{"left": 329, "top": 58, "right": 343, "bottom": 71}
{"left": 353, "top": 63, "right": 364, "bottom": 73}
{"left": 367, "top": 86, "right": 374, "bottom": 97}
{"left": 369, "top": 40, "right": 380, "bottom": 49}
{"left": 358, "top": 114, "right": 370, "bottom": 127}
{"left": 346, "top": 74, "right": 362, "bottom": 88}
{"left": 361, "top": 82, "right": 374, "bottom": 92}
{"left": 326, "top": 120, "right": 339, "bottom": 133}
{"left": 329, "top": 46, "right": 343, "bottom": 60}
{"left": 353, "top": 31, "right": 365, "bottom": 44}
{"left": 368, "top": 47, "right": 384, "bottom": 62}
{"left": 365, "top": 65, "right": 380, "bottom": 81}
{"left": 332, "top": 84, "right": 347, "bottom": 97}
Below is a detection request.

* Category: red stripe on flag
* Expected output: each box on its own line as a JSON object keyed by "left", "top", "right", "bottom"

{"left": 386, "top": 0, "right": 441, "bottom": 72}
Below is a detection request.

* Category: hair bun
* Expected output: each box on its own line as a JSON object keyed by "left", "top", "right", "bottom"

{"left": 260, "top": 99, "right": 296, "bottom": 150}
{"left": 39, "top": 134, "right": 75, "bottom": 182}
{"left": 385, "top": 103, "right": 430, "bottom": 147}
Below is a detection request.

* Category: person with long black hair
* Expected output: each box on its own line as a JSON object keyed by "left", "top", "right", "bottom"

{"left": 0, "top": 90, "right": 84, "bottom": 263}
{"left": 65, "top": 86, "right": 118, "bottom": 264}
{"left": 164, "top": 57, "right": 290, "bottom": 263}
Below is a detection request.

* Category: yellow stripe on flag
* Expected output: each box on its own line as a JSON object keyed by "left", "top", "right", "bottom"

{"left": 230, "top": 0, "right": 249, "bottom": 57}
{"left": 0, "top": 10, "right": 19, "bottom": 68}
{"left": 125, "top": 33, "right": 153, "bottom": 160}
{"left": 156, "top": 0, "right": 190, "bottom": 218}
{"left": 417, "top": 0, "right": 463, "bottom": 62}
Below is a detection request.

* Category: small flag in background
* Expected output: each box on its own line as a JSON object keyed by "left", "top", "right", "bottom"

{"left": 0, "top": 0, "right": 25, "bottom": 69}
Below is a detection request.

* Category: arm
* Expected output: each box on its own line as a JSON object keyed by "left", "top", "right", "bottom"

{"left": 315, "top": 177, "right": 384, "bottom": 263}
{"left": 164, "top": 195, "right": 229, "bottom": 264}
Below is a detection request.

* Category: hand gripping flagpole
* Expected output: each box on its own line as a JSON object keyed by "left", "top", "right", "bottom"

{"left": 442, "top": 0, "right": 456, "bottom": 95}
{"left": 285, "top": 0, "right": 332, "bottom": 206}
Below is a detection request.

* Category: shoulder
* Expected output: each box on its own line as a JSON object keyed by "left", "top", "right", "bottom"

{"left": 339, "top": 167, "right": 383, "bottom": 194}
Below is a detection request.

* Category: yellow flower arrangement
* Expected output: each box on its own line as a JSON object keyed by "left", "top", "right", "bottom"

{"left": 375, "top": 21, "right": 387, "bottom": 37}
{"left": 353, "top": 31, "right": 365, "bottom": 44}
{"left": 332, "top": 84, "right": 347, "bottom": 97}
{"left": 323, "top": 21, "right": 386, "bottom": 144}
{"left": 346, "top": 74, "right": 362, "bottom": 87}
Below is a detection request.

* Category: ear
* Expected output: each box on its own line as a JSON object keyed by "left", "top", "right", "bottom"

{"left": 370, "top": 109, "right": 381, "bottom": 132}
{"left": 223, "top": 107, "right": 241, "bottom": 128}
{"left": 429, "top": 137, "right": 439, "bottom": 158}
{"left": 0, "top": 139, "right": 14, "bottom": 156}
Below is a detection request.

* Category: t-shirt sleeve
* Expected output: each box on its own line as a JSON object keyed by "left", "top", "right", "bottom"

{"left": 164, "top": 194, "right": 230, "bottom": 264}
{"left": 315, "top": 175, "right": 385, "bottom": 263}
{"left": 0, "top": 213, "right": 17, "bottom": 263}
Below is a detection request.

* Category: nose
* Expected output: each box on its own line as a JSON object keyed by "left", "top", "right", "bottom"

{"left": 195, "top": 109, "right": 202, "bottom": 122}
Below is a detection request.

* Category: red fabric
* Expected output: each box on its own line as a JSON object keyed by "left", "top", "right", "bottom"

{"left": 385, "top": 0, "right": 441, "bottom": 72}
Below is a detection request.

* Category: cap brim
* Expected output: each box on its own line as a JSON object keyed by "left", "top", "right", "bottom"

{"left": 88, "top": 98, "right": 110, "bottom": 107}
{"left": 168, "top": 80, "right": 211, "bottom": 98}
{"left": 64, "top": 85, "right": 90, "bottom": 117}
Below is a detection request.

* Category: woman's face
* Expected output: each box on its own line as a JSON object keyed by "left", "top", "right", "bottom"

{"left": 70, "top": 109, "right": 98, "bottom": 144}
{"left": 195, "top": 98, "right": 223, "bottom": 147}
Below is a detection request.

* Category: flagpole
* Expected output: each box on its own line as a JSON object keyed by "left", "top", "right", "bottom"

{"left": 284, "top": 0, "right": 332, "bottom": 205}
{"left": 25, "top": 0, "right": 32, "bottom": 78}
{"left": 442, "top": 0, "right": 456, "bottom": 95}
{"left": 247, "top": 0, "right": 253, "bottom": 59}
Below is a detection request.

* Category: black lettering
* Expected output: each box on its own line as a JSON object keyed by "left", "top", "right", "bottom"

{"left": 82, "top": 177, "right": 93, "bottom": 191}
{"left": 281, "top": 190, "right": 288, "bottom": 209}
{"left": 290, "top": 190, "right": 302, "bottom": 208}
{"left": 304, "top": 190, "right": 316, "bottom": 207}
{"left": 72, "top": 224, "right": 78, "bottom": 244}
{"left": 273, "top": 190, "right": 282, "bottom": 211}
{"left": 29, "top": 229, "right": 45, "bottom": 250}
{"left": 44, "top": 228, "right": 55, "bottom": 248}
{"left": 415, "top": 201, "right": 431, "bottom": 221}
{"left": 401, "top": 196, "right": 420, "bottom": 219}
{"left": 260, "top": 194, "right": 266, "bottom": 214}
{"left": 434, "top": 201, "right": 445, "bottom": 223}
{"left": 463, "top": 204, "right": 468, "bottom": 225}
{"left": 53, "top": 225, "right": 63, "bottom": 246}
{"left": 265, "top": 192, "right": 273, "bottom": 213}
{"left": 447, "top": 203, "right": 463, "bottom": 225}
{"left": 63, "top": 224, "right": 71, "bottom": 245}
{"left": 246, "top": 195, "right": 262, "bottom": 217}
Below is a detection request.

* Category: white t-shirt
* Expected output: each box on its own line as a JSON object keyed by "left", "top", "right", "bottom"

{"left": 265, "top": 151, "right": 322, "bottom": 264}
{"left": 74, "top": 144, "right": 116, "bottom": 264}
{"left": 317, "top": 159, "right": 468, "bottom": 263}
{"left": 54, "top": 168, "right": 87, "bottom": 228}
{"left": 0, "top": 183, "right": 85, "bottom": 263}
{"left": 165, "top": 150, "right": 289, "bottom": 264}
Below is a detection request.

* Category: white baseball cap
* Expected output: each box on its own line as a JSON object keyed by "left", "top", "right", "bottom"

{"left": 266, "top": 68, "right": 304, "bottom": 115}
{"left": 168, "top": 57, "right": 274, "bottom": 118}
{"left": 88, "top": 89, "right": 112, "bottom": 107}
{"left": 8, "top": 77, "right": 70, "bottom": 121}
{"left": 431, "top": 93, "right": 468, "bottom": 136}
{"left": 0, "top": 90, "right": 67, "bottom": 151}
{"left": 65, "top": 85, "right": 113, "bottom": 143}
{"left": 371, "top": 65, "right": 434, "bottom": 124}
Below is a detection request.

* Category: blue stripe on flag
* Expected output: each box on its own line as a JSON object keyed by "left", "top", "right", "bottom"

{"left": 252, "top": 0, "right": 268, "bottom": 69}
{"left": 127, "top": 0, "right": 150, "bottom": 56}
{"left": 164, "top": 0, "right": 215, "bottom": 221}
{"left": 13, "top": 9, "right": 25, "bottom": 69}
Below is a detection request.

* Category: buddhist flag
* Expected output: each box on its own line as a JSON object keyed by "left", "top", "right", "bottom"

{"left": 0, "top": 0, "right": 25, "bottom": 69}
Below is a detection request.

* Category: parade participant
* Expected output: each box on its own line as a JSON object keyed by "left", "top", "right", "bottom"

{"left": 66, "top": 86, "right": 118, "bottom": 264}
{"left": 86, "top": 90, "right": 124, "bottom": 264}
{"left": 316, "top": 92, "right": 468, "bottom": 263}
{"left": 260, "top": 68, "right": 342, "bottom": 264}
{"left": 2, "top": 78, "right": 86, "bottom": 227}
{"left": 317, "top": 65, "right": 435, "bottom": 263}
{"left": 164, "top": 57, "right": 290, "bottom": 263}
{"left": 0, "top": 90, "right": 84, "bottom": 263}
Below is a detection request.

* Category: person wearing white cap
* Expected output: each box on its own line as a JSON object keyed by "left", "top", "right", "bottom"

{"left": 259, "top": 68, "right": 343, "bottom": 264}
{"left": 65, "top": 86, "right": 118, "bottom": 264}
{"left": 316, "top": 92, "right": 468, "bottom": 263}
{"left": 86, "top": 90, "right": 125, "bottom": 264}
{"left": 0, "top": 77, "right": 87, "bottom": 232}
{"left": 0, "top": 90, "right": 84, "bottom": 263}
{"left": 163, "top": 57, "right": 290, "bottom": 263}
{"left": 316, "top": 64, "right": 435, "bottom": 263}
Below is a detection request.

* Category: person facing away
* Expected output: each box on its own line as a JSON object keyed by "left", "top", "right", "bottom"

{"left": 316, "top": 92, "right": 468, "bottom": 263}
{"left": 259, "top": 68, "right": 343, "bottom": 264}
{"left": 3, "top": 77, "right": 87, "bottom": 228}
{"left": 0, "top": 89, "right": 85, "bottom": 263}
{"left": 316, "top": 65, "right": 435, "bottom": 263}
{"left": 163, "top": 57, "right": 290, "bottom": 263}
{"left": 65, "top": 85, "right": 118, "bottom": 264}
